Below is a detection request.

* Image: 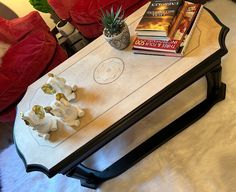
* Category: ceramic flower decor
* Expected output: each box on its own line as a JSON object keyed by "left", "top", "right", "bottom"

{"left": 20, "top": 105, "right": 58, "bottom": 140}
{"left": 41, "top": 73, "right": 78, "bottom": 101}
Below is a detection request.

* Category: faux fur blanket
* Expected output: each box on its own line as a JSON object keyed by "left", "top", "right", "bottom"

{"left": 0, "top": 145, "right": 92, "bottom": 192}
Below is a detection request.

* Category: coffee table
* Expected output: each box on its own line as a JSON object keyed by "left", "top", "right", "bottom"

{"left": 14, "top": 4, "right": 229, "bottom": 189}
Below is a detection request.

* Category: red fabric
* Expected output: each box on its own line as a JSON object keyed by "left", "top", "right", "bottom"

{"left": 44, "top": 44, "right": 68, "bottom": 73}
{"left": 0, "top": 31, "right": 56, "bottom": 110}
{"left": 0, "top": 12, "right": 67, "bottom": 122}
{"left": 48, "top": 0, "right": 149, "bottom": 39}
{"left": 0, "top": 107, "right": 16, "bottom": 123}
{"left": 0, "top": 11, "right": 50, "bottom": 44}
{"left": 47, "top": 0, "right": 72, "bottom": 19}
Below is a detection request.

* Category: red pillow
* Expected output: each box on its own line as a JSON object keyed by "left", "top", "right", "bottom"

{"left": 0, "top": 11, "right": 50, "bottom": 44}
{"left": 0, "top": 30, "right": 56, "bottom": 114}
{"left": 0, "top": 12, "right": 68, "bottom": 122}
{"left": 48, "top": 0, "right": 149, "bottom": 38}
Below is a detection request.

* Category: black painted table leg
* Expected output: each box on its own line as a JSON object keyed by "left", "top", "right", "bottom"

{"left": 66, "top": 164, "right": 105, "bottom": 189}
{"left": 206, "top": 62, "right": 226, "bottom": 102}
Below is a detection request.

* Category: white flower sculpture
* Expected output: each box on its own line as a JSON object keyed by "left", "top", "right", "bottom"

{"left": 47, "top": 93, "right": 84, "bottom": 127}
{"left": 20, "top": 105, "right": 58, "bottom": 140}
{"left": 41, "top": 73, "right": 78, "bottom": 101}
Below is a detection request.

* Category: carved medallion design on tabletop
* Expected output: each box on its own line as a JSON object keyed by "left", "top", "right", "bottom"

{"left": 93, "top": 57, "right": 124, "bottom": 84}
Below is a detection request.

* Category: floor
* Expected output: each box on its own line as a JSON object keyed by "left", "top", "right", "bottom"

{"left": 0, "top": 122, "right": 14, "bottom": 151}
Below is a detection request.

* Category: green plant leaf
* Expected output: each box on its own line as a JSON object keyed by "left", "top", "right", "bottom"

{"left": 114, "top": 6, "right": 122, "bottom": 21}
{"left": 29, "top": 0, "right": 52, "bottom": 13}
{"left": 111, "top": 6, "right": 114, "bottom": 19}
{"left": 100, "top": 6, "right": 124, "bottom": 36}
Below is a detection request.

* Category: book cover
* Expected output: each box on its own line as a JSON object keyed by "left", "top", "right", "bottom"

{"left": 168, "top": 2, "right": 189, "bottom": 39}
{"left": 133, "top": 37, "right": 181, "bottom": 53}
{"left": 135, "top": 0, "right": 183, "bottom": 37}
{"left": 172, "top": 2, "right": 201, "bottom": 41}
{"left": 133, "top": 4, "right": 203, "bottom": 57}
{"left": 177, "top": 3, "right": 203, "bottom": 55}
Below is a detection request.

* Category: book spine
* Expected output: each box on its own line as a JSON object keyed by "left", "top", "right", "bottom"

{"left": 137, "top": 35, "right": 170, "bottom": 41}
{"left": 169, "top": 2, "right": 201, "bottom": 54}
{"left": 168, "top": 2, "right": 189, "bottom": 39}
{"left": 180, "top": 5, "right": 203, "bottom": 55}
{"left": 151, "top": 0, "right": 183, "bottom": 5}
{"left": 133, "top": 48, "right": 183, "bottom": 57}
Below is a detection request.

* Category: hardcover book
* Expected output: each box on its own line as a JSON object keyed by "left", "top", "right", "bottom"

{"left": 168, "top": 1, "right": 189, "bottom": 39}
{"left": 133, "top": 3, "right": 203, "bottom": 57}
{"left": 172, "top": 2, "right": 201, "bottom": 42}
{"left": 133, "top": 38, "right": 181, "bottom": 53}
{"left": 135, "top": 0, "right": 183, "bottom": 37}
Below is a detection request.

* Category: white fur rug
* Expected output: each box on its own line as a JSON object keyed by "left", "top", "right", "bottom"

{"left": 1, "top": 0, "right": 236, "bottom": 191}
{"left": 0, "top": 145, "right": 91, "bottom": 192}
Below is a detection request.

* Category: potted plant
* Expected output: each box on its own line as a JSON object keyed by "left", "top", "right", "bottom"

{"left": 29, "top": 0, "right": 75, "bottom": 37}
{"left": 101, "top": 6, "right": 130, "bottom": 50}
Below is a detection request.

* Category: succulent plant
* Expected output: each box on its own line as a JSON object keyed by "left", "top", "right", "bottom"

{"left": 101, "top": 6, "right": 125, "bottom": 37}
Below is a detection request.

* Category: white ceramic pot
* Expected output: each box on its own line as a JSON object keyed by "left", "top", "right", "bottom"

{"left": 56, "top": 20, "right": 75, "bottom": 37}
{"left": 103, "top": 23, "right": 130, "bottom": 50}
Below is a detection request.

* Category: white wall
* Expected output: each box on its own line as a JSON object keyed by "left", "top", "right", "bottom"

{"left": 1, "top": 0, "right": 55, "bottom": 29}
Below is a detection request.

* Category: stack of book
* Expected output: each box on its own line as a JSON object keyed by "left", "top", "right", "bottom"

{"left": 133, "top": 0, "right": 203, "bottom": 57}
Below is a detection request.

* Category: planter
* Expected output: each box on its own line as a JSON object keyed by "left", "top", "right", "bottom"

{"left": 103, "top": 23, "right": 130, "bottom": 50}
{"left": 56, "top": 20, "right": 75, "bottom": 37}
